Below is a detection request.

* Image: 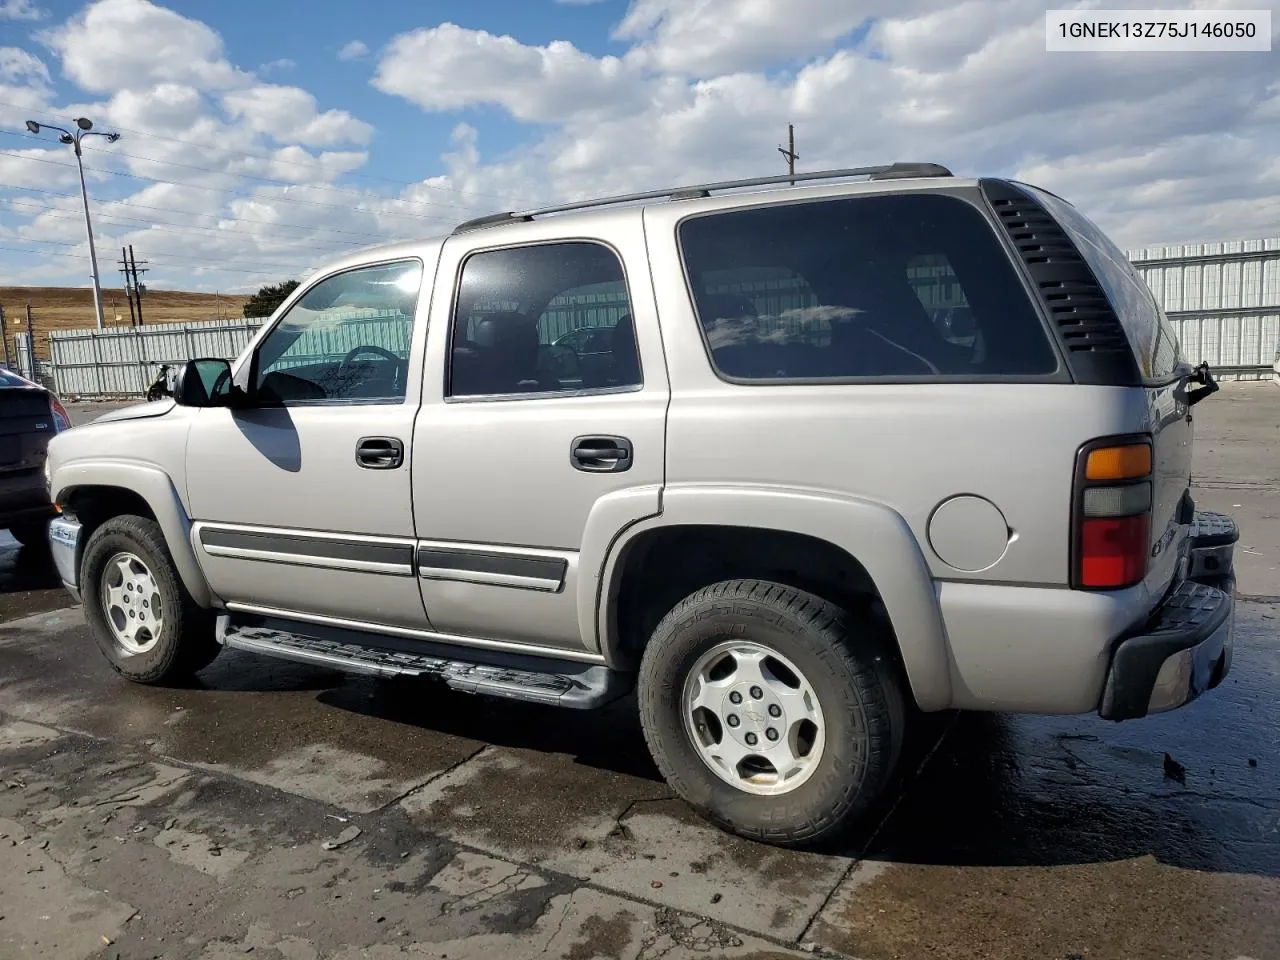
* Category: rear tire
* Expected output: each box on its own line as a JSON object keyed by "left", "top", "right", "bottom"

{"left": 638, "top": 579, "right": 904, "bottom": 847}
{"left": 80, "top": 514, "right": 220, "bottom": 684}
{"left": 9, "top": 519, "right": 50, "bottom": 549}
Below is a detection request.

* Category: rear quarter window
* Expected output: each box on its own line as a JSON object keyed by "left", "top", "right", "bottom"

{"left": 677, "top": 193, "right": 1060, "bottom": 382}
{"left": 1017, "top": 184, "right": 1183, "bottom": 382}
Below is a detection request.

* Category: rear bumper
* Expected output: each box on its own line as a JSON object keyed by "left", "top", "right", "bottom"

{"left": 0, "top": 472, "right": 56, "bottom": 527}
{"left": 1098, "top": 511, "right": 1238, "bottom": 721}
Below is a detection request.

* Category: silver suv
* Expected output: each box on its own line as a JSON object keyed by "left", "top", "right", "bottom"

{"left": 45, "top": 164, "right": 1237, "bottom": 847}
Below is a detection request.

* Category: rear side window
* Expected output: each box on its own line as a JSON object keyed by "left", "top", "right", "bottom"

{"left": 1019, "top": 184, "right": 1182, "bottom": 381}
{"left": 678, "top": 193, "right": 1059, "bottom": 381}
{"left": 448, "top": 242, "right": 641, "bottom": 398}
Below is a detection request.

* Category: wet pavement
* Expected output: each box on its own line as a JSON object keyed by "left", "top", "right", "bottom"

{"left": 0, "top": 386, "right": 1277, "bottom": 959}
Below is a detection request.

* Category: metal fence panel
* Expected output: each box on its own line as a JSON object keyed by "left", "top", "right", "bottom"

{"left": 48, "top": 318, "right": 264, "bottom": 398}
{"left": 1129, "top": 236, "right": 1280, "bottom": 380}
{"left": 39, "top": 234, "right": 1280, "bottom": 398}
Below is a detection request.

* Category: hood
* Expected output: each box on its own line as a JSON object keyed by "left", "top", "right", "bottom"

{"left": 89, "top": 398, "right": 177, "bottom": 424}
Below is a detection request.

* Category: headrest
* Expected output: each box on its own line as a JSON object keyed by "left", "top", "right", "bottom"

{"left": 472, "top": 311, "right": 538, "bottom": 356}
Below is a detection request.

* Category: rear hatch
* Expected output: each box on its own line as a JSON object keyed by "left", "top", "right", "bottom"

{"left": 0, "top": 372, "right": 55, "bottom": 478}
{"left": 983, "top": 181, "right": 1196, "bottom": 600}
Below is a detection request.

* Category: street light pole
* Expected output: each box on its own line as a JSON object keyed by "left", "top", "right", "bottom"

{"left": 26, "top": 117, "right": 120, "bottom": 331}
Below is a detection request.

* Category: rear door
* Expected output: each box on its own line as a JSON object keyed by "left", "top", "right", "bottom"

{"left": 1023, "top": 186, "right": 1194, "bottom": 594}
{"left": 410, "top": 220, "right": 668, "bottom": 655}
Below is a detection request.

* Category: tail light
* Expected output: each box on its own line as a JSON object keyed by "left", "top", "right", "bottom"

{"left": 1073, "top": 437, "right": 1152, "bottom": 589}
{"left": 49, "top": 394, "right": 71, "bottom": 433}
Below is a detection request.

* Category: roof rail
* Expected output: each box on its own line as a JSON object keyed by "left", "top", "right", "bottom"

{"left": 451, "top": 161, "right": 953, "bottom": 235}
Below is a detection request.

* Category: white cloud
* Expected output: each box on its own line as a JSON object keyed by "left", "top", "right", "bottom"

{"left": 373, "top": 1, "right": 1280, "bottom": 250}
{"left": 0, "top": 0, "right": 44, "bottom": 20}
{"left": 260, "top": 58, "right": 295, "bottom": 75}
{"left": 6, "top": 0, "right": 1280, "bottom": 292}
{"left": 615, "top": 0, "right": 894, "bottom": 76}
{"left": 45, "top": 0, "right": 248, "bottom": 93}
{"left": 222, "top": 84, "right": 374, "bottom": 146}
{"left": 373, "top": 22, "right": 649, "bottom": 123}
{"left": 337, "top": 40, "right": 369, "bottom": 61}
{"left": 0, "top": 0, "right": 398, "bottom": 291}
{"left": 555, "top": 0, "right": 609, "bottom": 4}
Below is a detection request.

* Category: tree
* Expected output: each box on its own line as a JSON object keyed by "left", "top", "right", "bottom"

{"left": 243, "top": 279, "right": 300, "bottom": 318}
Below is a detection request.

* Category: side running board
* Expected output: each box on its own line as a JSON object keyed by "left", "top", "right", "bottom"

{"left": 216, "top": 616, "right": 629, "bottom": 710}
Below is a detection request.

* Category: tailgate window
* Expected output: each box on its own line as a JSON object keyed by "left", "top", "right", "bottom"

{"left": 1017, "top": 185, "right": 1183, "bottom": 382}
{"left": 678, "top": 193, "right": 1059, "bottom": 382}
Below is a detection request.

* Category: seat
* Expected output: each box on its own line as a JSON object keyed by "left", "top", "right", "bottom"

{"left": 609, "top": 313, "right": 642, "bottom": 386}
{"left": 472, "top": 311, "right": 544, "bottom": 393}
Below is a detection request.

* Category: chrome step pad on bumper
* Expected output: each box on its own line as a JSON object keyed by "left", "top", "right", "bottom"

{"left": 1187, "top": 510, "right": 1239, "bottom": 583}
{"left": 216, "top": 616, "right": 628, "bottom": 710}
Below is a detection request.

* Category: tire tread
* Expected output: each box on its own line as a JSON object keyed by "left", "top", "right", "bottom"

{"left": 637, "top": 578, "right": 904, "bottom": 847}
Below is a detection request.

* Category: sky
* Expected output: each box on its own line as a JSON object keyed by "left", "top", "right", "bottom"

{"left": 0, "top": 0, "right": 1277, "bottom": 296}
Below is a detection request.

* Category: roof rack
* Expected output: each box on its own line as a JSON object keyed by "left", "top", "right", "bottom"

{"left": 451, "top": 161, "right": 953, "bottom": 235}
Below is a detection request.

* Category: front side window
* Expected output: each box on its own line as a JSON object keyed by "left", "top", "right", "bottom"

{"left": 254, "top": 259, "right": 422, "bottom": 404}
{"left": 448, "top": 242, "right": 641, "bottom": 398}
{"left": 678, "top": 194, "right": 1060, "bottom": 382}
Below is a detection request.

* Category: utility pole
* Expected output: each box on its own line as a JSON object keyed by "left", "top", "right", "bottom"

{"left": 24, "top": 305, "right": 35, "bottom": 382}
{"left": 778, "top": 123, "right": 798, "bottom": 185}
{"left": 0, "top": 304, "right": 9, "bottom": 369}
{"left": 25, "top": 118, "right": 120, "bottom": 330}
{"left": 129, "top": 245, "right": 148, "bottom": 326}
{"left": 119, "top": 247, "right": 137, "bottom": 327}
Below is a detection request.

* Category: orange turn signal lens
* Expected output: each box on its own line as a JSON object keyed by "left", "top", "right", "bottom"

{"left": 1085, "top": 443, "right": 1152, "bottom": 482}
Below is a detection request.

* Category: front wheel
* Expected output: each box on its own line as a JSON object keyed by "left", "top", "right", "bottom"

{"left": 80, "top": 514, "right": 220, "bottom": 684}
{"left": 637, "top": 579, "right": 904, "bottom": 847}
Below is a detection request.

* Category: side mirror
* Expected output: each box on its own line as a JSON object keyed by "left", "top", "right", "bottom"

{"left": 173, "top": 358, "right": 235, "bottom": 408}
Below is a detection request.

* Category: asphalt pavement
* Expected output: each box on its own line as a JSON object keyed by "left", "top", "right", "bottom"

{"left": 1, "top": 388, "right": 1277, "bottom": 960}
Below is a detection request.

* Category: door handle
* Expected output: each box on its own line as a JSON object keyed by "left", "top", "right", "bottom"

{"left": 570, "top": 436, "right": 633, "bottom": 473}
{"left": 356, "top": 436, "right": 404, "bottom": 470}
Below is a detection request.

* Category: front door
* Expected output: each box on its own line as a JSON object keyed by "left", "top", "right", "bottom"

{"left": 185, "top": 256, "right": 432, "bottom": 629}
{"left": 411, "top": 228, "right": 669, "bottom": 655}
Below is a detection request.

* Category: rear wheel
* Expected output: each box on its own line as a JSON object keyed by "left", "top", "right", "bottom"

{"left": 638, "top": 579, "right": 904, "bottom": 847}
{"left": 80, "top": 515, "right": 220, "bottom": 684}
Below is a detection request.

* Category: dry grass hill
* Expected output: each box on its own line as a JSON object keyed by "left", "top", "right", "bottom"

{"left": 0, "top": 286, "right": 249, "bottom": 359}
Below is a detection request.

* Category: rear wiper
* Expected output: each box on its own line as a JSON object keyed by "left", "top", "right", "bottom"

{"left": 1186, "top": 361, "right": 1220, "bottom": 406}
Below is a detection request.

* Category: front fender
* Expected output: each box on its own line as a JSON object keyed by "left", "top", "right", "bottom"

{"left": 597, "top": 483, "right": 953, "bottom": 712}
{"left": 51, "top": 460, "right": 217, "bottom": 609}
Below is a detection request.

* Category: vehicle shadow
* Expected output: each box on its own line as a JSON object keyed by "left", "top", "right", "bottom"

{"left": 316, "top": 677, "right": 663, "bottom": 783}
{"left": 842, "top": 709, "right": 1280, "bottom": 879}
{"left": 313, "top": 675, "right": 1278, "bottom": 878}
{"left": 0, "top": 536, "right": 68, "bottom": 623}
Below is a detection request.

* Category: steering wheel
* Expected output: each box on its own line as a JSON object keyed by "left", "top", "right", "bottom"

{"left": 336, "top": 344, "right": 406, "bottom": 383}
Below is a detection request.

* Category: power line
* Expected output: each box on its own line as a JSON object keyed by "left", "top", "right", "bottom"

{"left": 0, "top": 244, "right": 304, "bottom": 279}
{"left": 0, "top": 148, "right": 460, "bottom": 222}
{"left": 5, "top": 196, "right": 378, "bottom": 253}
{"left": 0, "top": 105, "right": 543, "bottom": 208}
{"left": 0, "top": 127, "right": 486, "bottom": 215}
{"left": 2, "top": 234, "right": 318, "bottom": 276}
{"left": 0, "top": 182, "right": 405, "bottom": 240}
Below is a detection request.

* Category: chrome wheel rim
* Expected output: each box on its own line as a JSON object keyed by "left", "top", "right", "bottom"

{"left": 101, "top": 551, "right": 164, "bottom": 654}
{"left": 682, "top": 640, "right": 826, "bottom": 796}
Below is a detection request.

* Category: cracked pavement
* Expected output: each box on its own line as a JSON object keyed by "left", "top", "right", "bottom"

{"left": 0, "top": 386, "right": 1276, "bottom": 959}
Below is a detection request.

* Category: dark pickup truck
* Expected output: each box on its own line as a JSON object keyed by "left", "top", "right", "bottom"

{"left": 1, "top": 368, "right": 70, "bottom": 545}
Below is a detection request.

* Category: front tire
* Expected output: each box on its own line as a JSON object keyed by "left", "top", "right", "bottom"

{"left": 638, "top": 579, "right": 904, "bottom": 847}
{"left": 80, "top": 514, "right": 220, "bottom": 684}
